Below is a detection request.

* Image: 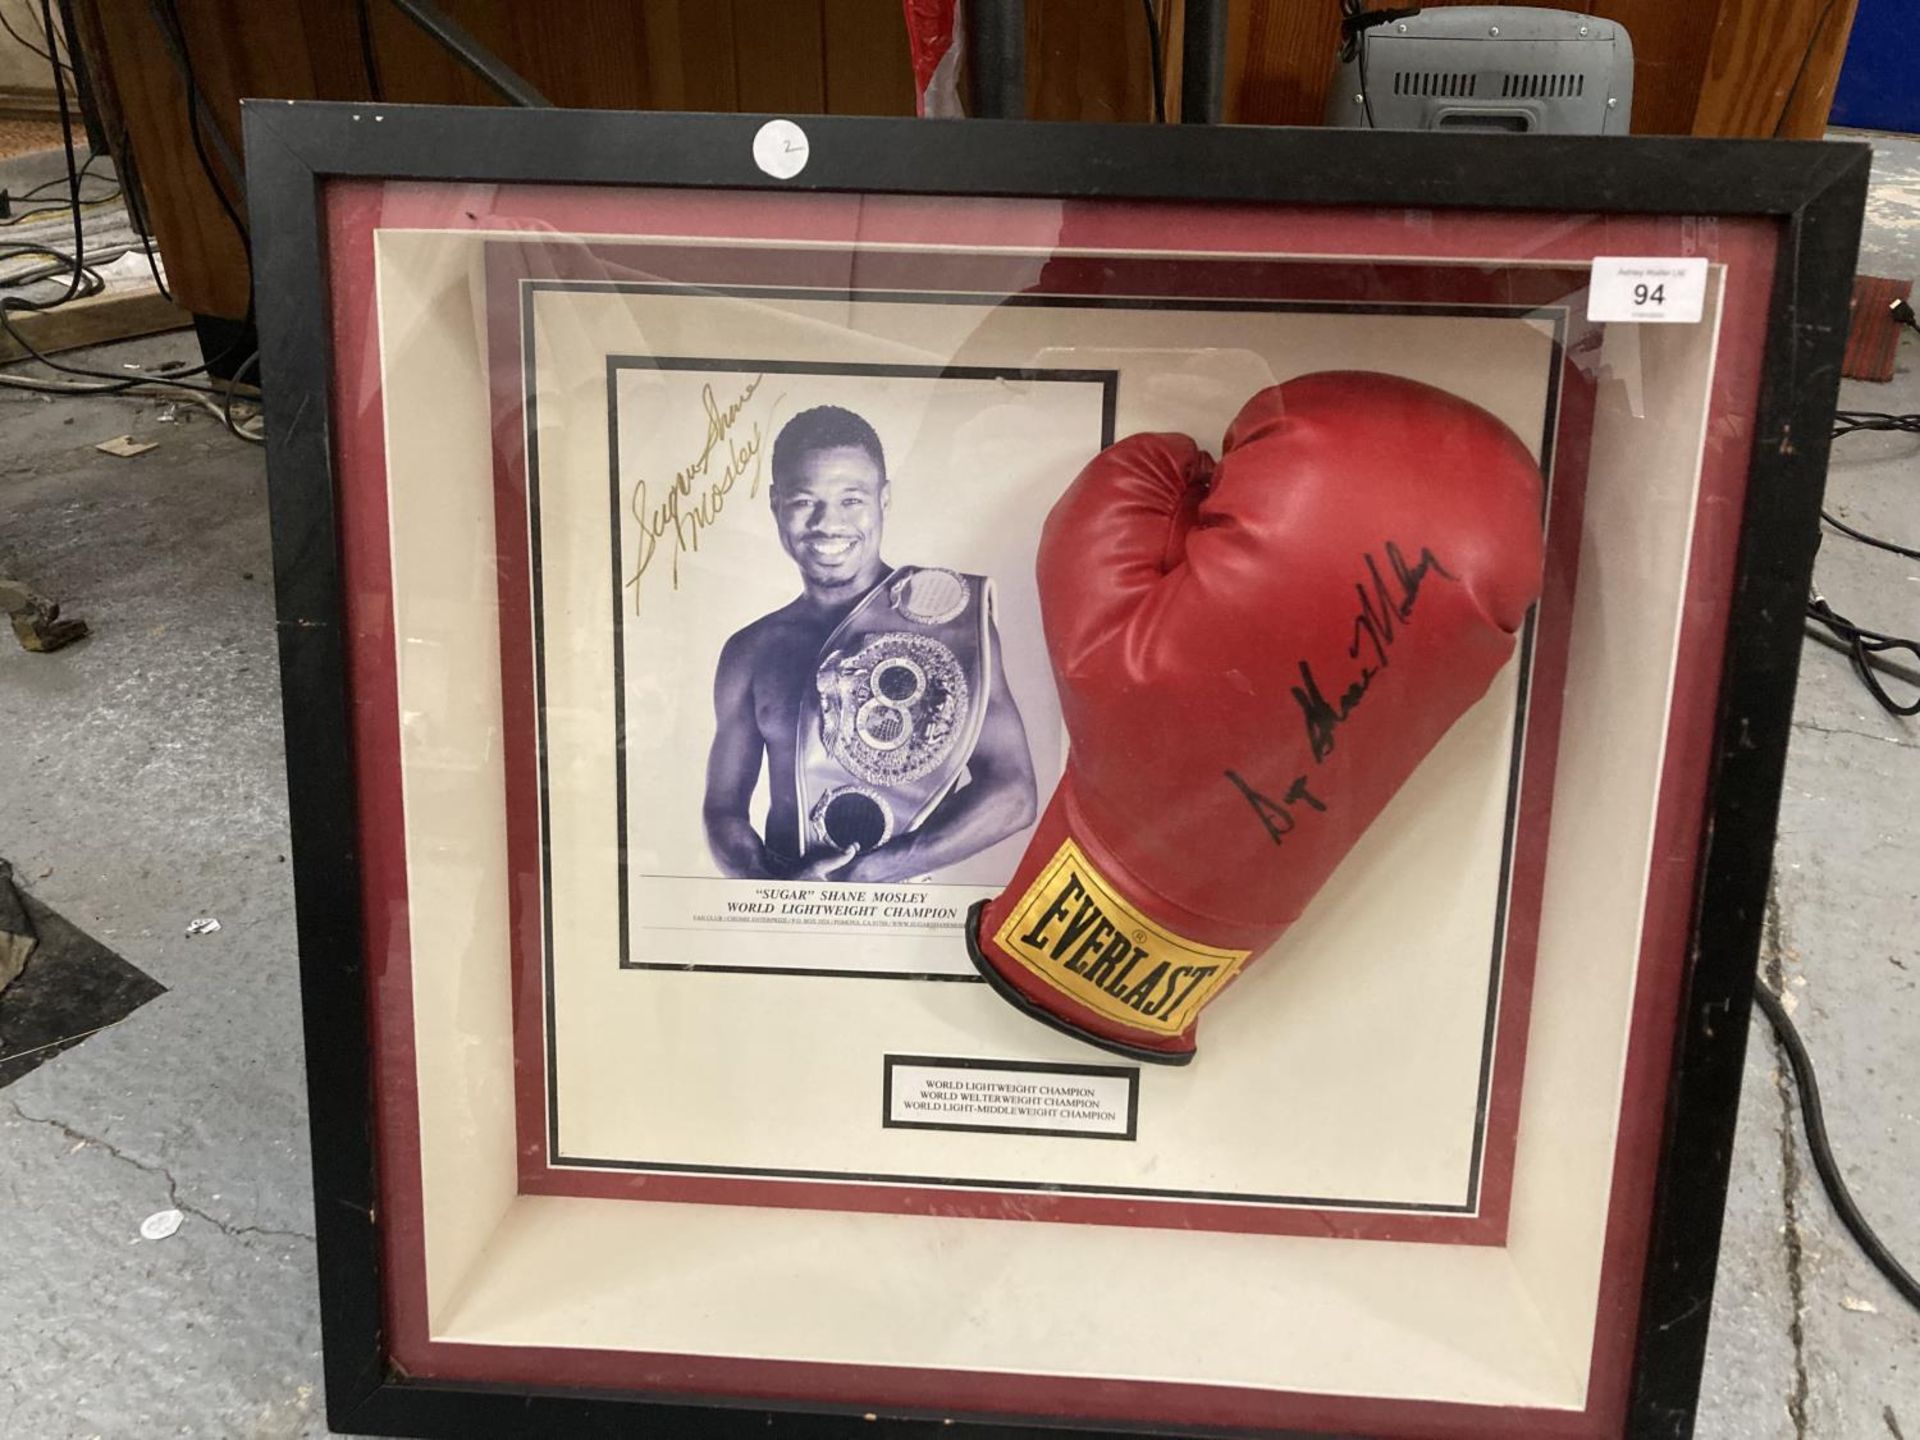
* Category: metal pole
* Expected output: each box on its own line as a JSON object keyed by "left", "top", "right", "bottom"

{"left": 966, "top": 0, "right": 1026, "bottom": 119}
{"left": 1180, "top": 0, "right": 1228, "bottom": 124}
{"left": 385, "top": 0, "right": 552, "bottom": 108}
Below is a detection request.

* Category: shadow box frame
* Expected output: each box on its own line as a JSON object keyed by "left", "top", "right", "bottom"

{"left": 245, "top": 100, "right": 1867, "bottom": 1440}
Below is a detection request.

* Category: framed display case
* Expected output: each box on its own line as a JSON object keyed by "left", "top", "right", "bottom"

{"left": 246, "top": 101, "right": 1867, "bottom": 1439}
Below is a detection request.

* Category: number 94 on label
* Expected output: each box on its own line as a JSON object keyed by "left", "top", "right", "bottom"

{"left": 1587, "top": 256, "right": 1710, "bottom": 324}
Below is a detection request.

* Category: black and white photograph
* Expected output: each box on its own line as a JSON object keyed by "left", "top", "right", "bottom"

{"left": 609, "top": 359, "right": 1110, "bottom": 976}
{"left": 700, "top": 401, "right": 1037, "bottom": 884}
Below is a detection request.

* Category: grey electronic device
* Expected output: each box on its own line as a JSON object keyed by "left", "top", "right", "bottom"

{"left": 1327, "top": 5, "right": 1633, "bottom": 135}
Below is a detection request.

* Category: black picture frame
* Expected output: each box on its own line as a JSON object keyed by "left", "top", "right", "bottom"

{"left": 245, "top": 101, "right": 1867, "bottom": 1440}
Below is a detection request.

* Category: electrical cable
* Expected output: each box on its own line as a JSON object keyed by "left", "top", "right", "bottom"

{"left": 1888, "top": 295, "right": 1920, "bottom": 347}
{"left": 1, "top": 313, "right": 231, "bottom": 398}
{"left": 0, "top": 239, "right": 103, "bottom": 268}
{"left": 1832, "top": 409, "right": 1920, "bottom": 437}
{"left": 1805, "top": 397, "right": 1920, "bottom": 714}
{"left": 1822, "top": 509, "right": 1920, "bottom": 563}
{"left": 0, "top": 192, "right": 123, "bottom": 229}
{"left": 153, "top": 0, "right": 250, "bottom": 250}
{"left": 0, "top": 311, "right": 236, "bottom": 394}
{"left": 17, "top": 150, "right": 103, "bottom": 200}
{"left": 1805, "top": 590, "right": 1920, "bottom": 717}
{"left": 1339, "top": 0, "right": 1367, "bottom": 120}
{"left": 131, "top": 225, "right": 172, "bottom": 304}
{"left": 8, "top": 0, "right": 88, "bottom": 317}
{"left": 1802, "top": 619, "right": 1920, "bottom": 693}
{"left": 0, "top": 240, "right": 125, "bottom": 294}
{"left": 1339, "top": 1, "right": 1421, "bottom": 129}
{"left": 1776, "top": 313, "right": 1920, "bottom": 1304}
{"left": 0, "top": 327, "right": 262, "bottom": 439}
{"left": 0, "top": 368, "right": 259, "bottom": 429}
{"left": 0, "top": 8, "right": 167, "bottom": 392}
{"left": 146, "top": 0, "right": 257, "bottom": 383}
{"left": 0, "top": 4, "right": 261, "bottom": 446}
{"left": 9, "top": 154, "right": 114, "bottom": 219}
{"left": 1139, "top": 0, "right": 1165, "bottom": 123}
{"left": 1753, "top": 981, "right": 1920, "bottom": 1314}
{"left": 0, "top": 0, "right": 253, "bottom": 417}
{"left": 220, "top": 350, "right": 264, "bottom": 444}
{"left": 119, "top": 165, "right": 174, "bottom": 306}
{"left": 0, "top": 1, "right": 68, "bottom": 71}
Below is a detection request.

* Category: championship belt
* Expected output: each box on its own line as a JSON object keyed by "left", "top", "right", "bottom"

{"left": 794, "top": 566, "right": 993, "bottom": 860}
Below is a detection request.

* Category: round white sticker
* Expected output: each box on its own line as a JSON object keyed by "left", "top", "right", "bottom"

{"left": 140, "top": 1208, "right": 184, "bottom": 1241}
{"left": 752, "top": 119, "right": 810, "bottom": 180}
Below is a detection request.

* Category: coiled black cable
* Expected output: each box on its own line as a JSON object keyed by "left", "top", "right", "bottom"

{"left": 1753, "top": 982, "right": 1920, "bottom": 1313}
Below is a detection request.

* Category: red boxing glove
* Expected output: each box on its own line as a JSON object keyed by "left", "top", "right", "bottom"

{"left": 966, "top": 372, "right": 1546, "bottom": 1063}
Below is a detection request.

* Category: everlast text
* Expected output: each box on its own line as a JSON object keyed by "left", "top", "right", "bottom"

{"left": 992, "top": 839, "right": 1250, "bottom": 1036}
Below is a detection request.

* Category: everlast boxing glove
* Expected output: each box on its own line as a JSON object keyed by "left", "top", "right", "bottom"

{"left": 966, "top": 372, "right": 1546, "bottom": 1063}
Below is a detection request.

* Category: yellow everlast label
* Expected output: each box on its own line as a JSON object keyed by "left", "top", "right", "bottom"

{"left": 992, "top": 839, "right": 1251, "bottom": 1037}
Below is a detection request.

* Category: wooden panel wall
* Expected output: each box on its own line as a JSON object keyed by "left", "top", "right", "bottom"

{"left": 1692, "top": 0, "right": 1862, "bottom": 138}
{"left": 1023, "top": 0, "right": 1163, "bottom": 122}
{"left": 1588, "top": 0, "right": 1719, "bottom": 135}
{"left": 76, "top": 0, "right": 1858, "bottom": 322}
{"left": 76, "top": 0, "right": 917, "bottom": 319}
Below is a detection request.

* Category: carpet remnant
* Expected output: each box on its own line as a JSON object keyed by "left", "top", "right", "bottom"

{"left": 0, "top": 876, "right": 166, "bottom": 1088}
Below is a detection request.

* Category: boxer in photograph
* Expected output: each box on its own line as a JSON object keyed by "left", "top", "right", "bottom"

{"left": 704, "top": 405, "right": 1037, "bottom": 884}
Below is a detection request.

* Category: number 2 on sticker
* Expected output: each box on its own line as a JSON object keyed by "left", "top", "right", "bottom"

{"left": 1633, "top": 283, "right": 1666, "bottom": 306}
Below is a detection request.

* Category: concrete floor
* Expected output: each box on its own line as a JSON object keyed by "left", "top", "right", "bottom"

{"left": 2, "top": 140, "right": 1918, "bottom": 1439}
